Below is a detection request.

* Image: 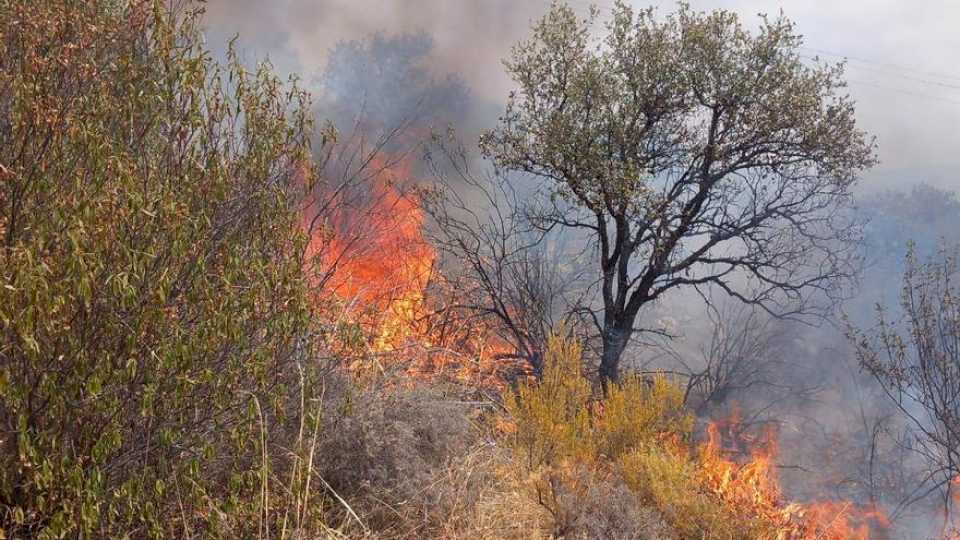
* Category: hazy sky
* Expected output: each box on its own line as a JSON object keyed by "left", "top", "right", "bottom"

{"left": 203, "top": 0, "right": 960, "bottom": 192}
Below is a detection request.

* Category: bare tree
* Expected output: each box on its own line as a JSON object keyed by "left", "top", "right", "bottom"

{"left": 480, "top": 2, "right": 876, "bottom": 384}
{"left": 423, "top": 140, "right": 589, "bottom": 375}
{"left": 672, "top": 303, "right": 795, "bottom": 417}
{"left": 850, "top": 245, "right": 960, "bottom": 528}
{"left": 850, "top": 244, "right": 960, "bottom": 530}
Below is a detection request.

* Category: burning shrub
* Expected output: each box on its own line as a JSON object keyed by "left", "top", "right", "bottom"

{"left": 619, "top": 444, "right": 766, "bottom": 539}
{"left": 498, "top": 333, "right": 892, "bottom": 539}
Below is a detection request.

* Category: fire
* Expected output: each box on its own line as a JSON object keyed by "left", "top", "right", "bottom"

{"left": 699, "top": 411, "right": 890, "bottom": 539}
{"left": 296, "top": 151, "right": 912, "bottom": 534}
{"left": 300, "top": 150, "right": 523, "bottom": 385}
{"left": 303, "top": 152, "right": 434, "bottom": 351}
{"left": 949, "top": 475, "right": 960, "bottom": 539}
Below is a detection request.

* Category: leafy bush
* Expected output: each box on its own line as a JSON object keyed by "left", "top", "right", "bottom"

{"left": 595, "top": 374, "right": 693, "bottom": 460}
{"left": 0, "top": 1, "right": 324, "bottom": 536}
{"left": 502, "top": 334, "right": 593, "bottom": 468}
{"left": 503, "top": 333, "right": 693, "bottom": 468}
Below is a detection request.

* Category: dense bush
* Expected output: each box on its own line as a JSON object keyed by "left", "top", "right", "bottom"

{"left": 503, "top": 334, "right": 692, "bottom": 468}
{"left": 500, "top": 334, "right": 688, "bottom": 537}
{"left": 0, "top": 1, "right": 323, "bottom": 536}
{"left": 619, "top": 446, "right": 767, "bottom": 539}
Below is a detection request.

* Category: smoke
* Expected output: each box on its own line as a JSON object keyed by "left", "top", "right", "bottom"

{"left": 201, "top": 0, "right": 550, "bottom": 107}
{"left": 640, "top": 185, "right": 960, "bottom": 537}
{"left": 200, "top": 2, "right": 960, "bottom": 535}
{"left": 202, "top": 0, "right": 960, "bottom": 195}
{"left": 320, "top": 33, "right": 469, "bottom": 133}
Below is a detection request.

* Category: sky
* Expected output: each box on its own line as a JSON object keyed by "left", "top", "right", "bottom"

{"left": 202, "top": 0, "right": 960, "bottom": 193}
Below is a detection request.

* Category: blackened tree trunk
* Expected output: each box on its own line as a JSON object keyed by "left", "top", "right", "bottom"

{"left": 599, "top": 324, "right": 631, "bottom": 384}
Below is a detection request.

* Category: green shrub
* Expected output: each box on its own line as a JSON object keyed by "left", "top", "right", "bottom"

{"left": 595, "top": 374, "right": 693, "bottom": 460}
{"left": 0, "top": 1, "right": 324, "bottom": 536}
{"left": 502, "top": 333, "right": 692, "bottom": 468}
{"left": 502, "top": 334, "right": 593, "bottom": 468}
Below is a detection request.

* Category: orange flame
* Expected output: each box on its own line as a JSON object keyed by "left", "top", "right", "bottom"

{"left": 298, "top": 150, "right": 521, "bottom": 385}
{"left": 948, "top": 475, "right": 960, "bottom": 539}
{"left": 303, "top": 153, "right": 434, "bottom": 351}
{"left": 699, "top": 411, "right": 890, "bottom": 539}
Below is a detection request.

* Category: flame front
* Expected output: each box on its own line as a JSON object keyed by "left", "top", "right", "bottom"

{"left": 699, "top": 412, "right": 890, "bottom": 539}
{"left": 303, "top": 153, "right": 435, "bottom": 351}
{"left": 300, "top": 150, "right": 521, "bottom": 385}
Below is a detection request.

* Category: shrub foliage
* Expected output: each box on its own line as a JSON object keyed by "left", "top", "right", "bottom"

{"left": 0, "top": 1, "right": 320, "bottom": 536}
{"left": 501, "top": 333, "right": 795, "bottom": 539}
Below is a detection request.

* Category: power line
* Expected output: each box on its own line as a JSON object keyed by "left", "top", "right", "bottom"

{"left": 843, "top": 78, "right": 960, "bottom": 107}
{"left": 542, "top": 1, "right": 960, "bottom": 108}
{"left": 799, "top": 55, "right": 960, "bottom": 94}
{"left": 798, "top": 46, "right": 960, "bottom": 84}
{"left": 796, "top": 55, "right": 960, "bottom": 107}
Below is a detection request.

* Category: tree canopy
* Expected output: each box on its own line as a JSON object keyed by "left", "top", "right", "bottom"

{"left": 480, "top": 1, "right": 877, "bottom": 382}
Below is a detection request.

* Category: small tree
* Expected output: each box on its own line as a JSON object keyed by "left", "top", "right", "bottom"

{"left": 850, "top": 245, "right": 960, "bottom": 528}
{"left": 480, "top": 2, "right": 876, "bottom": 383}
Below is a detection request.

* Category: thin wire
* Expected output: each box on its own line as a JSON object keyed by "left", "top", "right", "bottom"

{"left": 844, "top": 78, "right": 960, "bottom": 107}
{"left": 545, "top": 1, "right": 960, "bottom": 108}
{"left": 801, "top": 55, "right": 960, "bottom": 93}
{"left": 799, "top": 46, "right": 960, "bottom": 84}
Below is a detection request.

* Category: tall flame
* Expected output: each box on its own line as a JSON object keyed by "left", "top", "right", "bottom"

{"left": 300, "top": 150, "right": 527, "bottom": 385}
{"left": 303, "top": 153, "right": 434, "bottom": 351}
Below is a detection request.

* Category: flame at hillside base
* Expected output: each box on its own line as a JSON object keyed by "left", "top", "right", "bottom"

{"left": 700, "top": 412, "right": 890, "bottom": 539}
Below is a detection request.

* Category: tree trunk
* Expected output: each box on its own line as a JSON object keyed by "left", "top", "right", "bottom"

{"left": 599, "top": 325, "right": 630, "bottom": 390}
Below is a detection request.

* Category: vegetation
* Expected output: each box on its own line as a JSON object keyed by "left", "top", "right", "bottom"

{"left": 851, "top": 245, "right": 960, "bottom": 529}
{"left": 479, "top": 1, "right": 876, "bottom": 383}
{"left": 0, "top": 0, "right": 954, "bottom": 538}
{"left": 0, "top": 0, "right": 322, "bottom": 536}
{"left": 500, "top": 333, "right": 788, "bottom": 539}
